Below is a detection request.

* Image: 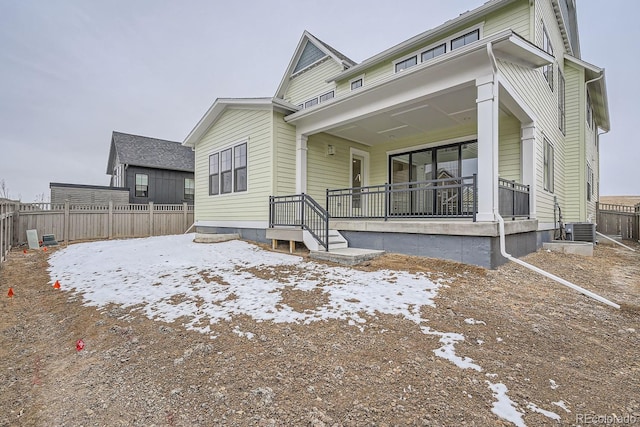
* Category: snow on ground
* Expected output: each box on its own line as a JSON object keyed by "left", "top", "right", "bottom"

{"left": 48, "top": 234, "right": 441, "bottom": 330}
{"left": 48, "top": 234, "right": 563, "bottom": 426}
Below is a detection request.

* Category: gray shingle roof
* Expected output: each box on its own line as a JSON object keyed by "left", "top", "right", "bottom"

{"left": 107, "top": 131, "right": 194, "bottom": 173}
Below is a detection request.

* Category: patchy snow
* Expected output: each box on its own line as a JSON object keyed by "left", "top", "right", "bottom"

{"left": 527, "top": 402, "right": 561, "bottom": 421}
{"left": 549, "top": 379, "right": 559, "bottom": 389}
{"left": 421, "top": 326, "right": 482, "bottom": 371}
{"left": 487, "top": 382, "right": 527, "bottom": 427}
{"left": 464, "top": 318, "right": 486, "bottom": 325}
{"left": 47, "top": 234, "right": 548, "bottom": 426}
{"left": 552, "top": 400, "right": 571, "bottom": 413}
{"left": 48, "top": 235, "right": 442, "bottom": 331}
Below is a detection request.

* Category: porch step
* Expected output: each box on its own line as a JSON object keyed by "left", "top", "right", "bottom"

{"left": 301, "top": 229, "right": 348, "bottom": 251}
{"left": 309, "top": 247, "right": 385, "bottom": 266}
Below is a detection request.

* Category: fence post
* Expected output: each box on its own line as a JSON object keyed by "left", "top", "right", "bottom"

{"left": 108, "top": 200, "right": 113, "bottom": 239}
{"left": 12, "top": 203, "right": 20, "bottom": 246}
{"left": 149, "top": 202, "right": 154, "bottom": 237}
{"left": 183, "top": 202, "right": 188, "bottom": 231}
{"left": 64, "top": 200, "right": 70, "bottom": 244}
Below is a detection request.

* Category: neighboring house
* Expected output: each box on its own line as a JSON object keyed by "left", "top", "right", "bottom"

{"left": 50, "top": 183, "right": 129, "bottom": 205}
{"left": 183, "top": 0, "right": 609, "bottom": 268}
{"left": 107, "top": 131, "right": 195, "bottom": 204}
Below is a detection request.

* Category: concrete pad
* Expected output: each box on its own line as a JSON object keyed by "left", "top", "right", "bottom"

{"left": 309, "top": 247, "right": 385, "bottom": 266}
{"left": 193, "top": 233, "right": 240, "bottom": 243}
{"left": 543, "top": 241, "right": 593, "bottom": 256}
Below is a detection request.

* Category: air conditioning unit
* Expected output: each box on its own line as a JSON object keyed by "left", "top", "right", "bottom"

{"left": 565, "top": 222, "right": 596, "bottom": 243}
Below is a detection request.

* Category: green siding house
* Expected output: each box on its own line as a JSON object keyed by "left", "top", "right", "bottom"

{"left": 183, "top": 0, "right": 609, "bottom": 268}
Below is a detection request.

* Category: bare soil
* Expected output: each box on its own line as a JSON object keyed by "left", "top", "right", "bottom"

{"left": 1, "top": 240, "right": 639, "bottom": 426}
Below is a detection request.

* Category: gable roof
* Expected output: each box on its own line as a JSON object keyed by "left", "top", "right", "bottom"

{"left": 274, "top": 31, "right": 356, "bottom": 99}
{"left": 183, "top": 98, "right": 298, "bottom": 147}
{"left": 106, "top": 131, "right": 194, "bottom": 174}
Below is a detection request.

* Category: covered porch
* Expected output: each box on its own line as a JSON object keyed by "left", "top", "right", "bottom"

{"left": 270, "top": 31, "right": 551, "bottom": 267}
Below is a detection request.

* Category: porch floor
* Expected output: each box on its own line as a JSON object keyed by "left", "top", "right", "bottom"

{"left": 309, "top": 247, "right": 385, "bottom": 266}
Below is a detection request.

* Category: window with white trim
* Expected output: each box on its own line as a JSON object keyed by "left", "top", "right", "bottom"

{"left": 421, "top": 44, "right": 446, "bottom": 61}
{"left": 451, "top": 29, "right": 479, "bottom": 50}
{"left": 558, "top": 69, "right": 565, "bottom": 133}
{"left": 209, "top": 141, "right": 248, "bottom": 196}
{"left": 395, "top": 55, "right": 417, "bottom": 73}
{"left": 543, "top": 138, "right": 554, "bottom": 193}
{"left": 319, "top": 90, "right": 334, "bottom": 102}
{"left": 542, "top": 24, "right": 554, "bottom": 90}
{"left": 587, "top": 164, "right": 593, "bottom": 201}
{"left": 351, "top": 78, "right": 363, "bottom": 90}
{"left": 184, "top": 178, "right": 194, "bottom": 201}
{"left": 135, "top": 173, "right": 148, "bottom": 197}
{"left": 299, "top": 90, "right": 335, "bottom": 110}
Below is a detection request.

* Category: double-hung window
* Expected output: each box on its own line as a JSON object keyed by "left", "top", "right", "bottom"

{"left": 135, "top": 173, "right": 148, "bottom": 197}
{"left": 234, "top": 143, "right": 247, "bottom": 192}
{"left": 184, "top": 178, "right": 194, "bottom": 201}
{"left": 542, "top": 24, "right": 554, "bottom": 90}
{"left": 220, "top": 148, "right": 233, "bottom": 194}
{"left": 543, "top": 138, "right": 554, "bottom": 193}
{"left": 558, "top": 69, "right": 565, "bottom": 133}
{"left": 587, "top": 164, "right": 594, "bottom": 201}
{"left": 209, "top": 142, "right": 248, "bottom": 196}
{"left": 209, "top": 153, "right": 219, "bottom": 195}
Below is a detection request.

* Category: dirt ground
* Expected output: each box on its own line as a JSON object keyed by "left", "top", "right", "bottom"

{"left": 1, "top": 238, "right": 639, "bottom": 427}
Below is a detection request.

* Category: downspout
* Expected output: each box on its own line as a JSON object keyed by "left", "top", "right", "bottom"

{"left": 486, "top": 43, "right": 620, "bottom": 310}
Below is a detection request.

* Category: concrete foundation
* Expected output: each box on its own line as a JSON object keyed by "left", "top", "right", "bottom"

{"left": 195, "top": 226, "right": 269, "bottom": 244}
{"left": 194, "top": 233, "right": 239, "bottom": 243}
{"left": 542, "top": 241, "right": 593, "bottom": 256}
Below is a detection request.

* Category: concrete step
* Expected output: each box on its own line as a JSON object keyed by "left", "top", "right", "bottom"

{"left": 310, "top": 247, "right": 385, "bottom": 266}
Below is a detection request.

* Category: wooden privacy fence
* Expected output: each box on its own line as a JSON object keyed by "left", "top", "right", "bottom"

{"left": 1, "top": 201, "right": 17, "bottom": 268}
{"left": 596, "top": 203, "right": 640, "bottom": 241}
{"left": 12, "top": 201, "right": 194, "bottom": 246}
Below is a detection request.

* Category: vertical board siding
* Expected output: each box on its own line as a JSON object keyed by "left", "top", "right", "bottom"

{"left": 193, "top": 108, "right": 273, "bottom": 222}
{"left": 284, "top": 60, "right": 342, "bottom": 106}
{"left": 11, "top": 203, "right": 193, "bottom": 245}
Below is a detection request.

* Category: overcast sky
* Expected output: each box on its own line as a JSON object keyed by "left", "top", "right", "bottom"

{"left": 0, "top": 0, "right": 637, "bottom": 201}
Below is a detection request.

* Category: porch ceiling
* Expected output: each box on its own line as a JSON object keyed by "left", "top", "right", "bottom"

{"left": 324, "top": 85, "right": 512, "bottom": 146}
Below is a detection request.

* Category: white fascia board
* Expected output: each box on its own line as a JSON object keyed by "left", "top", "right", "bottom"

{"left": 183, "top": 98, "right": 296, "bottom": 147}
{"left": 564, "top": 54, "right": 602, "bottom": 74}
{"left": 493, "top": 33, "right": 554, "bottom": 68}
{"left": 327, "top": 0, "right": 517, "bottom": 83}
{"left": 288, "top": 30, "right": 533, "bottom": 124}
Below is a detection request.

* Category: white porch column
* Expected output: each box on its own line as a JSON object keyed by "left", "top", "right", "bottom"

{"left": 475, "top": 74, "right": 499, "bottom": 222}
{"left": 295, "top": 133, "right": 308, "bottom": 194}
{"left": 521, "top": 123, "right": 537, "bottom": 219}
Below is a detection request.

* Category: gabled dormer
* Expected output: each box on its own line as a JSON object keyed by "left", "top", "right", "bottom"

{"left": 275, "top": 31, "right": 355, "bottom": 109}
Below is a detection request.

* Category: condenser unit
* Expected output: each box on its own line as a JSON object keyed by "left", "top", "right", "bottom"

{"left": 565, "top": 222, "right": 596, "bottom": 243}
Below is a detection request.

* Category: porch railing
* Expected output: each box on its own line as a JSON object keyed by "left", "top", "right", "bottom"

{"left": 498, "top": 178, "right": 530, "bottom": 220}
{"left": 326, "top": 175, "right": 477, "bottom": 221}
{"left": 269, "top": 194, "right": 330, "bottom": 251}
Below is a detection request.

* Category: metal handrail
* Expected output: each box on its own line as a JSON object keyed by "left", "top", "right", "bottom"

{"left": 327, "top": 175, "right": 478, "bottom": 221}
{"left": 498, "top": 178, "right": 530, "bottom": 220}
{"left": 269, "top": 194, "right": 330, "bottom": 251}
